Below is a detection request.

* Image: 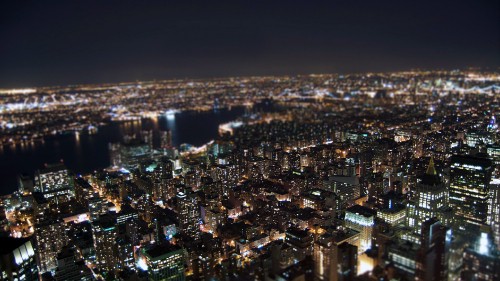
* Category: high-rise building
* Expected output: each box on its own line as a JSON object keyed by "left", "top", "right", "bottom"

{"left": 142, "top": 243, "right": 185, "bottom": 281}
{"left": 284, "top": 227, "right": 314, "bottom": 264}
{"left": 17, "top": 174, "right": 34, "bottom": 194}
{"left": 334, "top": 243, "right": 357, "bottom": 281}
{"left": 487, "top": 178, "right": 500, "bottom": 251}
{"left": 466, "top": 131, "right": 493, "bottom": 148}
{"left": 0, "top": 237, "right": 38, "bottom": 281}
{"left": 153, "top": 158, "right": 173, "bottom": 199}
{"left": 117, "top": 204, "right": 140, "bottom": 246}
{"left": 344, "top": 205, "right": 375, "bottom": 253}
{"left": 53, "top": 246, "right": 93, "bottom": 281}
{"left": 34, "top": 218, "right": 68, "bottom": 273}
{"left": 461, "top": 226, "right": 500, "bottom": 281}
{"left": 327, "top": 175, "right": 361, "bottom": 204}
{"left": 407, "top": 159, "right": 450, "bottom": 237}
{"left": 176, "top": 190, "right": 200, "bottom": 240}
{"left": 92, "top": 214, "right": 118, "bottom": 272}
{"left": 386, "top": 239, "right": 419, "bottom": 279}
{"left": 160, "top": 130, "right": 172, "bottom": 148}
{"left": 141, "top": 130, "right": 154, "bottom": 151}
{"left": 313, "top": 228, "right": 359, "bottom": 281}
{"left": 415, "top": 218, "right": 451, "bottom": 281}
{"left": 88, "top": 194, "right": 108, "bottom": 222}
{"left": 34, "top": 163, "right": 74, "bottom": 203}
{"left": 486, "top": 145, "right": 500, "bottom": 165}
{"left": 449, "top": 155, "right": 493, "bottom": 229}
{"left": 74, "top": 177, "right": 93, "bottom": 207}
{"left": 108, "top": 143, "right": 122, "bottom": 167}
{"left": 116, "top": 236, "right": 135, "bottom": 270}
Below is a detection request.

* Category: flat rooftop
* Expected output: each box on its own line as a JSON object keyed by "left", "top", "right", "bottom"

{"left": 346, "top": 204, "right": 376, "bottom": 218}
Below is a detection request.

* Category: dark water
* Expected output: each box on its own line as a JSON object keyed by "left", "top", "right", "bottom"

{"left": 0, "top": 106, "right": 251, "bottom": 195}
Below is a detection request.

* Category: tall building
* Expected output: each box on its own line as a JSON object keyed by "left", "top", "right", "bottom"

{"left": 344, "top": 205, "right": 375, "bottom": 253}
{"left": 117, "top": 204, "right": 140, "bottom": 246}
{"left": 407, "top": 159, "right": 450, "bottom": 237}
{"left": 313, "top": 228, "right": 359, "bottom": 281}
{"left": 160, "top": 130, "right": 173, "bottom": 148}
{"left": 176, "top": 190, "right": 200, "bottom": 240}
{"left": 0, "top": 237, "right": 38, "bottom": 281}
{"left": 53, "top": 246, "right": 93, "bottom": 281}
{"left": 449, "top": 155, "right": 493, "bottom": 229}
{"left": 88, "top": 194, "right": 108, "bottom": 222}
{"left": 92, "top": 214, "right": 118, "bottom": 272}
{"left": 334, "top": 243, "right": 357, "bottom": 281}
{"left": 34, "top": 163, "right": 74, "bottom": 203}
{"left": 486, "top": 145, "right": 500, "bottom": 165}
{"left": 17, "top": 174, "right": 34, "bottom": 194}
{"left": 141, "top": 130, "right": 154, "bottom": 151}
{"left": 386, "top": 239, "right": 419, "bottom": 279}
{"left": 74, "top": 177, "right": 93, "bottom": 206}
{"left": 108, "top": 143, "right": 122, "bottom": 167}
{"left": 153, "top": 158, "right": 173, "bottom": 199}
{"left": 142, "top": 243, "right": 186, "bottom": 281}
{"left": 284, "top": 227, "right": 314, "bottom": 264}
{"left": 34, "top": 218, "right": 68, "bottom": 273}
{"left": 415, "top": 218, "right": 451, "bottom": 281}
{"left": 461, "top": 226, "right": 500, "bottom": 281}
{"left": 327, "top": 175, "right": 361, "bottom": 205}
{"left": 116, "top": 236, "right": 135, "bottom": 270}
{"left": 487, "top": 178, "right": 500, "bottom": 251}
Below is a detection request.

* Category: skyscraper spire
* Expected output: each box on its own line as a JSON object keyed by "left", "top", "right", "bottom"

{"left": 426, "top": 157, "right": 437, "bottom": 176}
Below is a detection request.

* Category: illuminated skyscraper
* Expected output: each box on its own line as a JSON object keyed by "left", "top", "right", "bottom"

{"left": 34, "top": 163, "right": 74, "bottom": 203}
{"left": 53, "top": 246, "right": 93, "bottom": 281}
{"left": 108, "top": 143, "right": 122, "bottom": 167}
{"left": 461, "top": 226, "right": 500, "bottom": 281}
{"left": 116, "top": 236, "right": 135, "bottom": 271}
{"left": 117, "top": 204, "right": 140, "bottom": 245}
{"left": 407, "top": 158, "right": 449, "bottom": 237}
{"left": 377, "top": 191, "right": 406, "bottom": 226}
{"left": 34, "top": 218, "right": 68, "bottom": 273}
{"left": 176, "top": 190, "right": 200, "bottom": 240}
{"left": 142, "top": 243, "right": 185, "bottom": 281}
{"left": 313, "top": 228, "right": 359, "bottom": 281}
{"left": 415, "top": 218, "right": 451, "bottom": 281}
{"left": 344, "top": 205, "right": 375, "bottom": 253}
{"left": 153, "top": 158, "right": 174, "bottom": 199}
{"left": 141, "top": 129, "right": 154, "bottom": 151}
{"left": 449, "top": 155, "right": 493, "bottom": 229}
{"left": 0, "top": 237, "right": 38, "bottom": 281}
{"left": 92, "top": 214, "right": 118, "bottom": 272}
{"left": 88, "top": 194, "right": 108, "bottom": 222}
{"left": 74, "top": 177, "right": 93, "bottom": 206}
{"left": 160, "top": 130, "right": 172, "bottom": 148}
{"left": 488, "top": 178, "right": 500, "bottom": 251}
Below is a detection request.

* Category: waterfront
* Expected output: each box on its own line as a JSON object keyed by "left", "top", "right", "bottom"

{"left": 0, "top": 106, "right": 250, "bottom": 195}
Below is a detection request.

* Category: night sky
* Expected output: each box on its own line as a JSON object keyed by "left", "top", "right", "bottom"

{"left": 1, "top": 0, "right": 499, "bottom": 87}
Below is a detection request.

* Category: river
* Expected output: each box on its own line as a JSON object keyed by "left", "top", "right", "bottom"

{"left": 0, "top": 106, "right": 257, "bottom": 195}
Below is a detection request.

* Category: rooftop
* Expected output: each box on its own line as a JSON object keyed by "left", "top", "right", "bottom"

{"left": 143, "top": 243, "right": 182, "bottom": 260}
{"left": 451, "top": 155, "right": 492, "bottom": 168}
{"left": 346, "top": 204, "right": 376, "bottom": 218}
{"left": 0, "top": 236, "right": 31, "bottom": 255}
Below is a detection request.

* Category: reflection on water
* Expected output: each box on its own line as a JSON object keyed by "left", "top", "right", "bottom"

{"left": 0, "top": 106, "right": 247, "bottom": 195}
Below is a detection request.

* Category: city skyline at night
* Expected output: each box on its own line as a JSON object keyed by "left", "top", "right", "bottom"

{"left": 1, "top": 1, "right": 499, "bottom": 281}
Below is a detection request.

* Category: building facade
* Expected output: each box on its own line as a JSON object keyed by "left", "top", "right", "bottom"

{"left": 449, "top": 155, "right": 493, "bottom": 229}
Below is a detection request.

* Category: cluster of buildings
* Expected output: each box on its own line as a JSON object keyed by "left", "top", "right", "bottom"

{"left": 1, "top": 69, "right": 499, "bottom": 145}
{"left": 0, "top": 70, "right": 499, "bottom": 280}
